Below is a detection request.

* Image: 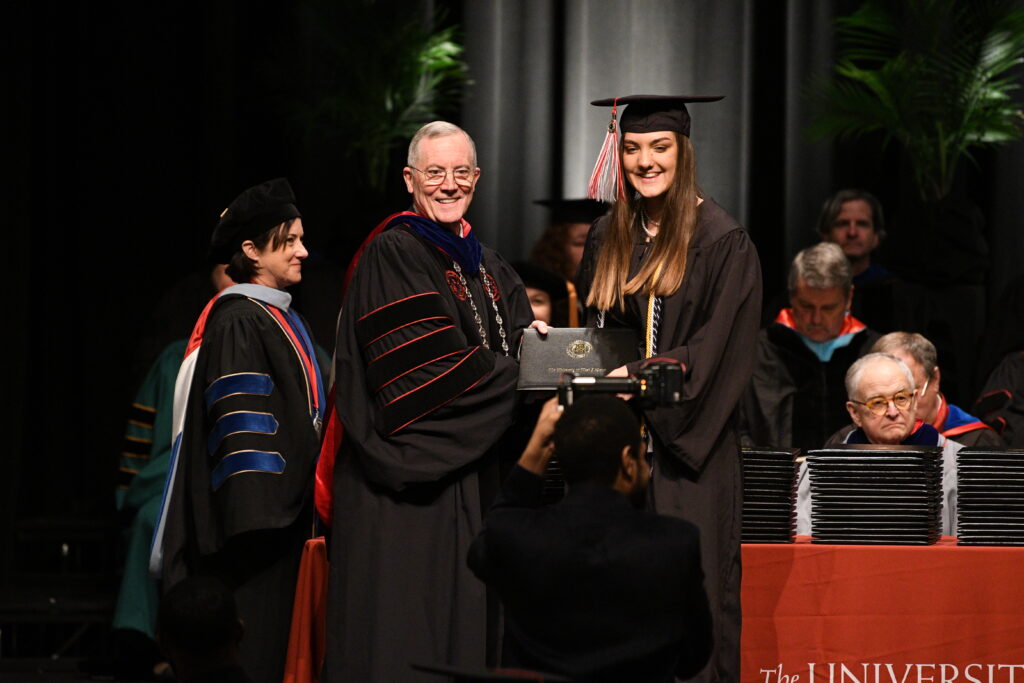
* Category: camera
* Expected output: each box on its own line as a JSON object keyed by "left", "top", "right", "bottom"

{"left": 557, "top": 359, "right": 684, "bottom": 408}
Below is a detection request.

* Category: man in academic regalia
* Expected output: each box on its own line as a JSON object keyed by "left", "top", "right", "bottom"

{"left": 320, "top": 121, "right": 534, "bottom": 683}
{"left": 829, "top": 332, "right": 1002, "bottom": 448}
{"left": 739, "top": 242, "right": 879, "bottom": 454}
{"left": 796, "top": 353, "right": 962, "bottom": 536}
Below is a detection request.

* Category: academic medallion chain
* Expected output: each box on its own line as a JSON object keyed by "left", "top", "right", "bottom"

{"left": 452, "top": 260, "right": 509, "bottom": 357}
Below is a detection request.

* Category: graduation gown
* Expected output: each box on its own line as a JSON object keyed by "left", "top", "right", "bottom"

{"left": 576, "top": 198, "right": 762, "bottom": 683}
{"left": 323, "top": 225, "right": 533, "bottom": 683}
{"left": 160, "top": 285, "right": 323, "bottom": 683}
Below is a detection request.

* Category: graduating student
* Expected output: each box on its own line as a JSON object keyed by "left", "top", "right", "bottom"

{"left": 152, "top": 178, "right": 323, "bottom": 683}
{"left": 574, "top": 94, "right": 762, "bottom": 682}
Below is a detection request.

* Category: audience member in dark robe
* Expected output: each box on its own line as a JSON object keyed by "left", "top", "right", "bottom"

{"left": 530, "top": 198, "right": 608, "bottom": 326}
{"left": 830, "top": 332, "right": 1002, "bottom": 447}
{"left": 739, "top": 242, "right": 879, "bottom": 453}
{"left": 974, "top": 351, "right": 1024, "bottom": 447}
{"left": 512, "top": 261, "right": 570, "bottom": 327}
{"left": 158, "top": 576, "right": 252, "bottom": 683}
{"left": 817, "top": 189, "right": 890, "bottom": 286}
{"left": 469, "top": 396, "right": 712, "bottom": 683}
{"left": 796, "top": 353, "right": 961, "bottom": 536}
{"left": 321, "top": 121, "right": 534, "bottom": 683}
{"left": 815, "top": 188, "right": 913, "bottom": 335}
{"left": 531, "top": 198, "right": 608, "bottom": 281}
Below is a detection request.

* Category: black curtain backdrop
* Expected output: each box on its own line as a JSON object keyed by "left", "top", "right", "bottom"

{"left": 6, "top": 0, "right": 1024, "bottom": 578}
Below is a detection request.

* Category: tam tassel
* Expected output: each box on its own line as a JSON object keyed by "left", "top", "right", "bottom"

{"left": 587, "top": 99, "right": 625, "bottom": 203}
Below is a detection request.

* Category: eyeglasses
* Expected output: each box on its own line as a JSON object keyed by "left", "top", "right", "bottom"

{"left": 409, "top": 166, "right": 476, "bottom": 187}
{"left": 850, "top": 391, "right": 914, "bottom": 416}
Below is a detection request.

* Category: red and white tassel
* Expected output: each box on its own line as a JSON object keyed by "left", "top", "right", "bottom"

{"left": 587, "top": 99, "right": 625, "bottom": 203}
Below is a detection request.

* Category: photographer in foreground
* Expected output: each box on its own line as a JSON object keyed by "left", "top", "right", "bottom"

{"left": 468, "top": 396, "right": 712, "bottom": 682}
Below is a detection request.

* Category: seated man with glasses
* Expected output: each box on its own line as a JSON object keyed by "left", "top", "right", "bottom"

{"left": 796, "top": 352, "right": 963, "bottom": 535}
{"left": 830, "top": 333, "right": 1002, "bottom": 448}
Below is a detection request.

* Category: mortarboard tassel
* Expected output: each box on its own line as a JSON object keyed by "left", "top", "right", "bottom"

{"left": 587, "top": 98, "right": 624, "bottom": 203}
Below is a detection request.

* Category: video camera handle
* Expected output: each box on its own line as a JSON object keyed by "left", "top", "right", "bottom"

{"left": 557, "top": 375, "right": 639, "bottom": 407}
{"left": 556, "top": 359, "right": 684, "bottom": 408}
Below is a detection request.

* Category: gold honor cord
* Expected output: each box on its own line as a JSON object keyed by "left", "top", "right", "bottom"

{"left": 644, "top": 263, "right": 663, "bottom": 360}
{"left": 565, "top": 280, "right": 580, "bottom": 328}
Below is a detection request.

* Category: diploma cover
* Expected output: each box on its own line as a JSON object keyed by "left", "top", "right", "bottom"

{"left": 517, "top": 327, "right": 640, "bottom": 390}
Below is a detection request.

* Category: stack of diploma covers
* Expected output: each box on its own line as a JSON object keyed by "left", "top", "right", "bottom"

{"left": 957, "top": 448, "right": 1024, "bottom": 546}
{"left": 739, "top": 448, "right": 799, "bottom": 543}
{"left": 805, "top": 445, "right": 943, "bottom": 545}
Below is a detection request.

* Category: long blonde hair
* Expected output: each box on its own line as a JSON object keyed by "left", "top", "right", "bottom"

{"left": 586, "top": 133, "right": 700, "bottom": 312}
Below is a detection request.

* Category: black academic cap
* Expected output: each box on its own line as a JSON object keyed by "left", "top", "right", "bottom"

{"left": 411, "top": 662, "right": 573, "bottom": 682}
{"left": 209, "top": 178, "right": 302, "bottom": 263}
{"left": 590, "top": 94, "right": 724, "bottom": 137}
{"left": 512, "top": 261, "right": 568, "bottom": 300}
{"left": 533, "top": 198, "right": 608, "bottom": 224}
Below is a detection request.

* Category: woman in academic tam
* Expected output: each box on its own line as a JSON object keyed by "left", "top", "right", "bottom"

{"left": 150, "top": 178, "right": 324, "bottom": 683}
{"left": 576, "top": 95, "right": 762, "bottom": 682}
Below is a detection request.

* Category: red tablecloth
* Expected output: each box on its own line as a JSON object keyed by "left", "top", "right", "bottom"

{"left": 741, "top": 537, "right": 1024, "bottom": 682}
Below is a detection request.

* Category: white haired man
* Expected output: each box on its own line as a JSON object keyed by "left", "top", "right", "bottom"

{"left": 796, "top": 352, "right": 962, "bottom": 536}
{"left": 830, "top": 332, "right": 1002, "bottom": 448}
{"left": 319, "top": 121, "right": 534, "bottom": 682}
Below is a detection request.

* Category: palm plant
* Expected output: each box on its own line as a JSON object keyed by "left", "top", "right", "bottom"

{"left": 299, "top": 1, "right": 470, "bottom": 194}
{"left": 808, "top": 0, "right": 1024, "bottom": 201}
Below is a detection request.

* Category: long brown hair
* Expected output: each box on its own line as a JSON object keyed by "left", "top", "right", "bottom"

{"left": 586, "top": 133, "right": 700, "bottom": 312}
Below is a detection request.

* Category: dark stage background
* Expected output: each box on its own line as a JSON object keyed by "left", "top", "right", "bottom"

{"left": 5, "top": 0, "right": 1024, "bottom": 651}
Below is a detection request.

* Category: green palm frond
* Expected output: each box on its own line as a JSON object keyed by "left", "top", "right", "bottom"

{"left": 808, "top": 0, "right": 1024, "bottom": 200}
{"left": 296, "top": 1, "right": 471, "bottom": 194}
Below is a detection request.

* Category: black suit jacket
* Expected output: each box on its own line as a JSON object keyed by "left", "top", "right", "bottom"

{"left": 468, "top": 466, "right": 712, "bottom": 683}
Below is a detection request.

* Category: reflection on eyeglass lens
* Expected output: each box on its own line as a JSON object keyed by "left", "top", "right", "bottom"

{"left": 416, "top": 167, "right": 474, "bottom": 186}
{"left": 861, "top": 392, "right": 913, "bottom": 415}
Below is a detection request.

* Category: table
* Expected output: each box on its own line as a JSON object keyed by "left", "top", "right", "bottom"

{"left": 741, "top": 537, "right": 1024, "bottom": 683}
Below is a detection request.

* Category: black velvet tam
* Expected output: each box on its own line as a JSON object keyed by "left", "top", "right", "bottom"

{"left": 591, "top": 94, "right": 724, "bottom": 137}
{"left": 209, "top": 178, "right": 301, "bottom": 262}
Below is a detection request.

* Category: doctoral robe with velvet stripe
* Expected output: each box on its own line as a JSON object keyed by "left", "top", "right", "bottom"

{"left": 160, "top": 291, "right": 321, "bottom": 683}
{"left": 323, "top": 225, "right": 533, "bottom": 683}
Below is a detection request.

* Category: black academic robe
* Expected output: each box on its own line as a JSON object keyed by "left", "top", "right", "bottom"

{"left": 739, "top": 323, "right": 879, "bottom": 454}
{"left": 974, "top": 351, "right": 1024, "bottom": 447}
{"left": 161, "top": 290, "right": 321, "bottom": 683}
{"left": 576, "top": 198, "right": 762, "bottom": 683}
{"left": 468, "top": 465, "right": 712, "bottom": 683}
{"left": 323, "top": 225, "right": 533, "bottom": 683}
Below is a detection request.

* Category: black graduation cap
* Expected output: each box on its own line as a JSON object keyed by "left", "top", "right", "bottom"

{"left": 587, "top": 94, "right": 724, "bottom": 202}
{"left": 591, "top": 94, "right": 723, "bottom": 136}
{"left": 209, "top": 178, "right": 302, "bottom": 263}
{"left": 533, "top": 198, "right": 608, "bottom": 224}
{"left": 512, "top": 261, "right": 568, "bottom": 300}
